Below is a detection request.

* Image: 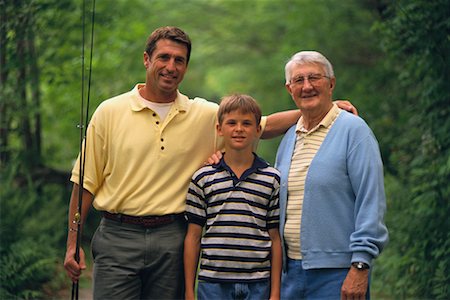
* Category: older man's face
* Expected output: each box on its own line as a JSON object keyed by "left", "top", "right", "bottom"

{"left": 285, "top": 63, "right": 335, "bottom": 113}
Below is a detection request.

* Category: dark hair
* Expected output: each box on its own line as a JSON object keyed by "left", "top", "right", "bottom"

{"left": 145, "top": 26, "right": 192, "bottom": 64}
{"left": 218, "top": 94, "right": 262, "bottom": 126}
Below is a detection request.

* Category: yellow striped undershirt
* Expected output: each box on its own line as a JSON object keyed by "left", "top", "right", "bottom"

{"left": 285, "top": 104, "right": 341, "bottom": 259}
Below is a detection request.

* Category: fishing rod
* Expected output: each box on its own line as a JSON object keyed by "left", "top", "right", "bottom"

{"left": 72, "top": 0, "right": 96, "bottom": 299}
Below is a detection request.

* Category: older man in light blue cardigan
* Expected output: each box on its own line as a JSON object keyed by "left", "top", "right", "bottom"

{"left": 276, "top": 51, "right": 388, "bottom": 300}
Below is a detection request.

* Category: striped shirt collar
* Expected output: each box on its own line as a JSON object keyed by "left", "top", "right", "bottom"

{"left": 296, "top": 103, "right": 341, "bottom": 134}
{"left": 213, "top": 153, "right": 269, "bottom": 181}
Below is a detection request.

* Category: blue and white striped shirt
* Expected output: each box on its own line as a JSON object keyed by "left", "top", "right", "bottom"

{"left": 186, "top": 154, "right": 280, "bottom": 283}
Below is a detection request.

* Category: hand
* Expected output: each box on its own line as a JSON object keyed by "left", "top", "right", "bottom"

{"left": 185, "top": 291, "right": 195, "bottom": 300}
{"left": 205, "top": 150, "right": 222, "bottom": 165}
{"left": 334, "top": 100, "right": 358, "bottom": 116}
{"left": 269, "top": 293, "right": 280, "bottom": 300}
{"left": 64, "top": 246, "right": 86, "bottom": 283}
{"left": 341, "top": 267, "right": 369, "bottom": 300}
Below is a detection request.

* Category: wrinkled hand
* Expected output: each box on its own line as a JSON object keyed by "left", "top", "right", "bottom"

{"left": 334, "top": 100, "right": 358, "bottom": 116}
{"left": 341, "top": 267, "right": 369, "bottom": 300}
{"left": 64, "top": 246, "right": 86, "bottom": 283}
{"left": 206, "top": 150, "right": 222, "bottom": 165}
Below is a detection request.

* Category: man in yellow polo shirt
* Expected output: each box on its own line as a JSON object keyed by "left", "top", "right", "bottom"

{"left": 63, "top": 26, "right": 356, "bottom": 299}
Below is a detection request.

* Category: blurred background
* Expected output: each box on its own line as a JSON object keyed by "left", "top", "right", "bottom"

{"left": 1, "top": 0, "right": 449, "bottom": 298}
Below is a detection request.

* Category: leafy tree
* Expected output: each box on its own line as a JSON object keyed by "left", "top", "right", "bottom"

{"left": 372, "top": 0, "right": 450, "bottom": 298}
{"left": 1, "top": 0, "right": 75, "bottom": 296}
{"left": 2, "top": 0, "right": 448, "bottom": 297}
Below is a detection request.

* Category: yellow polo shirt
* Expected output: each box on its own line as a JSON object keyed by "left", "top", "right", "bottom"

{"left": 72, "top": 85, "right": 221, "bottom": 216}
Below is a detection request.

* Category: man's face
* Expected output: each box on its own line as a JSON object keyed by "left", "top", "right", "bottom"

{"left": 285, "top": 63, "right": 335, "bottom": 112}
{"left": 217, "top": 110, "right": 261, "bottom": 152}
{"left": 143, "top": 39, "right": 188, "bottom": 101}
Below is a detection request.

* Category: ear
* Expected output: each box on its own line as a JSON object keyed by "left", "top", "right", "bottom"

{"left": 329, "top": 77, "right": 336, "bottom": 91}
{"left": 285, "top": 83, "right": 293, "bottom": 95}
{"left": 216, "top": 123, "right": 223, "bottom": 136}
{"left": 143, "top": 52, "right": 150, "bottom": 68}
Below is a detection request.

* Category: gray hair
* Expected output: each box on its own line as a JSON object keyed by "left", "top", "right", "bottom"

{"left": 285, "top": 51, "right": 334, "bottom": 84}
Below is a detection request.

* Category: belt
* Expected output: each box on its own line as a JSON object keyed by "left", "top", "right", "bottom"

{"left": 103, "top": 211, "right": 185, "bottom": 228}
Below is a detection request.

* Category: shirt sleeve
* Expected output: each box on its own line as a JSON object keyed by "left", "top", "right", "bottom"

{"left": 266, "top": 173, "right": 280, "bottom": 229}
{"left": 185, "top": 175, "right": 207, "bottom": 226}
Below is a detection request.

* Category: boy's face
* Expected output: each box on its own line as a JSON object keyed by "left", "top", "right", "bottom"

{"left": 217, "top": 110, "right": 261, "bottom": 151}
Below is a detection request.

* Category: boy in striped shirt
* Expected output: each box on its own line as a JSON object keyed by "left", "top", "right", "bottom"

{"left": 184, "top": 94, "right": 282, "bottom": 300}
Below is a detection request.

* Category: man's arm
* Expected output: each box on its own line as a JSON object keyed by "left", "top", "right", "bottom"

{"left": 184, "top": 223, "right": 203, "bottom": 300}
{"left": 262, "top": 110, "right": 301, "bottom": 139}
{"left": 262, "top": 100, "right": 358, "bottom": 139}
{"left": 268, "top": 228, "right": 282, "bottom": 300}
{"left": 63, "top": 183, "right": 94, "bottom": 283}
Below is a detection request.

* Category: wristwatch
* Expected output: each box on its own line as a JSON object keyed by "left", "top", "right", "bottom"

{"left": 351, "top": 262, "right": 370, "bottom": 270}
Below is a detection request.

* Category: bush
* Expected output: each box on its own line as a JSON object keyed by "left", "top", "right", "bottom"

{"left": 0, "top": 163, "right": 68, "bottom": 298}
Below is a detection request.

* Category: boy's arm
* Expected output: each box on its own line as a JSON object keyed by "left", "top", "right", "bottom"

{"left": 184, "top": 223, "right": 203, "bottom": 300}
{"left": 268, "top": 228, "right": 282, "bottom": 300}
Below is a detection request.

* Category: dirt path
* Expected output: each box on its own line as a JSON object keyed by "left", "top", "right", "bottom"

{"left": 58, "top": 283, "right": 92, "bottom": 300}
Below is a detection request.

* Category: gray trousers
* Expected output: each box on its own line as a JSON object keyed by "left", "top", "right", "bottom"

{"left": 91, "top": 217, "right": 187, "bottom": 299}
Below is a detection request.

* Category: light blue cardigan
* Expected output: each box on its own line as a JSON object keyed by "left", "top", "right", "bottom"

{"left": 275, "top": 110, "right": 388, "bottom": 270}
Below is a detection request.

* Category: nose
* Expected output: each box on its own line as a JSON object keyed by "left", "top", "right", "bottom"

{"left": 166, "top": 59, "right": 176, "bottom": 72}
{"left": 302, "top": 78, "right": 314, "bottom": 90}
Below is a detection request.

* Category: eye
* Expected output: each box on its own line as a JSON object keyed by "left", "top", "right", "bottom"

{"left": 158, "top": 54, "right": 170, "bottom": 61}
{"left": 175, "top": 57, "right": 186, "bottom": 64}
{"left": 293, "top": 77, "right": 304, "bottom": 84}
{"left": 308, "top": 74, "right": 322, "bottom": 82}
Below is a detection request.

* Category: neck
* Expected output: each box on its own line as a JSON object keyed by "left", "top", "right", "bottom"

{"left": 139, "top": 84, "right": 177, "bottom": 103}
{"left": 223, "top": 149, "right": 254, "bottom": 178}
{"left": 302, "top": 103, "right": 333, "bottom": 130}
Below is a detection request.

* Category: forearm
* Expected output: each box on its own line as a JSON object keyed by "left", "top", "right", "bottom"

{"left": 184, "top": 225, "right": 202, "bottom": 298}
{"left": 66, "top": 183, "right": 93, "bottom": 248}
{"left": 262, "top": 110, "right": 301, "bottom": 139}
{"left": 269, "top": 228, "right": 282, "bottom": 299}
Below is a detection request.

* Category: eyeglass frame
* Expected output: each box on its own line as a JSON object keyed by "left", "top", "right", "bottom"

{"left": 288, "top": 73, "right": 331, "bottom": 86}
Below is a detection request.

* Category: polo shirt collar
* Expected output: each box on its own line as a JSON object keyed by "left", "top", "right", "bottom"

{"left": 129, "top": 84, "right": 190, "bottom": 112}
{"left": 296, "top": 103, "right": 341, "bottom": 134}
{"left": 213, "top": 153, "right": 269, "bottom": 181}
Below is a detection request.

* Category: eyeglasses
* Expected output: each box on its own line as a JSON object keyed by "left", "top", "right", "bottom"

{"left": 290, "top": 74, "right": 330, "bottom": 86}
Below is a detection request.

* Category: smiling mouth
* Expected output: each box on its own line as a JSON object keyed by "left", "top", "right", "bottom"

{"left": 302, "top": 94, "right": 318, "bottom": 99}
{"left": 161, "top": 73, "right": 177, "bottom": 81}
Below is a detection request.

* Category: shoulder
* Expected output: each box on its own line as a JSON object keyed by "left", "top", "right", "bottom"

{"left": 335, "top": 110, "right": 374, "bottom": 136}
{"left": 89, "top": 91, "right": 134, "bottom": 124}
{"left": 333, "top": 111, "right": 380, "bottom": 152}
{"left": 263, "top": 166, "right": 281, "bottom": 182}
{"left": 179, "top": 93, "right": 219, "bottom": 113}
{"left": 96, "top": 90, "right": 133, "bottom": 112}
{"left": 255, "top": 156, "right": 281, "bottom": 181}
{"left": 191, "top": 164, "right": 219, "bottom": 182}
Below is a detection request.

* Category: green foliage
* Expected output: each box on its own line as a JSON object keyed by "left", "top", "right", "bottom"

{"left": 0, "top": 240, "right": 55, "bottom": 299}
{"left": 372, "top": 0, "right": 450, "bottom": 298}
{"left": 2, "top": 0, "right": 448, "bottom": 297}
{"left": 0, "top": 161, "right": 67, "bottom": 298}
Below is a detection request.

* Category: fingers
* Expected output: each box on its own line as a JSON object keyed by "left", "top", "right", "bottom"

{"left": 341, "top": 101, "right": 358, "bottom": 116}
{"left": 64, "top": 248, "right": 86, "bottom": 282}
{"left": 341, "top": 289, "right": 366, "bottom": 300}
{"left": 205, "top": 151, "right": 223, "bottom": 165}
{"left": 348, "top": 105, "right": 358, "bottom": 116}
{"left": 64, "top": 258, "right": 82, "bottom": 282}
